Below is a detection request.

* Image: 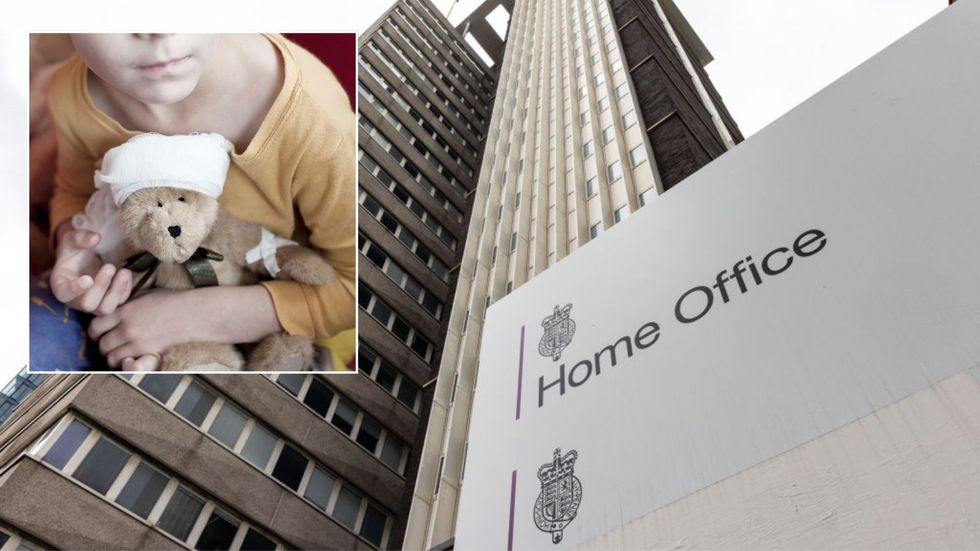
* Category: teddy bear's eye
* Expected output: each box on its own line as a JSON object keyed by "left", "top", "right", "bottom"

{"left": 157, "top": 201, "right": 163, "bottom": 207}
{"left": 177, "top": 196, "right": 186, "bottom": 202}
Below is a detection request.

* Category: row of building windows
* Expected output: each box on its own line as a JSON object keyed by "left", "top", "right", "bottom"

{"left": 357, "top": 342, "right": 422, "bottom": 413}
{"left": 30, "top": 413, "right": 286, "bottom": 550}
{"left": 377, "top": 28, "right": 486, "bottom": 134}
{"left": 0, "top": 525, "right": 43, "bottom": 551}
{"left": 366, "top": 40, "right": 480, "bottom": 146}
{"left": 392, "top": 6, "right": 491, "bottom": 100}
{"left": 404, "top": 0, "right": 492, "bottom": 90}
{"left": 365, "top": 144, "right": 465, "bottom": 225}
{"left": 357, "top": 90, "right": 469, "bottom": 201}
{"left": 357, "top": 147, "right": 459, "bottom": 250}
{"left": 359, "top": 57, "right": 479, "bottom": 167}
{"left": 358, "top": 186, "right": 450, "bottom": 282}
{"left": 360, "top": 68, "right": 473, "bottom": 189}
{"left": 358, "top": 281, "right": 435, "bottom": 363}
{"left": 267, "top": 374, "right": 408, "bottom": 474}
{"left": 119, "top": 374, "right": 393, "bottom": 548}
{"left": 383, "top": 24, "right": 488, "bottom": 129}
{"left": 358, "top": 232, "right": 444, "bottom": 320}
{"left": 356, "top": 73, "right": 471, "bottom": 193}
{"left": 473, "top": 0, "right": 655, "bottom": 273}
{"left": 361, "top": 83, "right": 478, "bottom": 173}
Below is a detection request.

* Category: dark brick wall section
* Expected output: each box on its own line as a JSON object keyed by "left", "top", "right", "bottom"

{"left": 610, "top": 0, "right": 740, "bottom": 189}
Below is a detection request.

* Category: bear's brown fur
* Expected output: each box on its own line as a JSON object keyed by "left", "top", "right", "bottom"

{"left": 120, "top": 187, "right": 334, "bottom": 371}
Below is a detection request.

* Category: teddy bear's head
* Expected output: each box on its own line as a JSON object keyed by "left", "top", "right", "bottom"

{"left": 120, "top": 187, "right": 219, "bottom": 264}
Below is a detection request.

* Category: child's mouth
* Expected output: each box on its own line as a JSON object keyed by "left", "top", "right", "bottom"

{"left": 138, "top": 55, "right": 191, "bottom": 74}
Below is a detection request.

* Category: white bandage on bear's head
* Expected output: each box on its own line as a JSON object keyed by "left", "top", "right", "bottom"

{"left": 95, "top": 132, "right": 234, "bottom": 206}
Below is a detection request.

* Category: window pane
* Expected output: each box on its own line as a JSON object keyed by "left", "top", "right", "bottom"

{"left": 410, "top": 335, "right": 431, "bottom": 359}
{"left": 381, "top": 437, "right": 404, "bottom": 471}
{"left": 384, "top": 262, "right": 406, "bottom": 284}
{"left": 370, "top": 301, "right": 392, "bottom": 325}
{"left": 72, "top": 437, "right": 130, "bottom": 494}
{"left": 271, "top": 444, "right": 308, "bottom": 491}
{"left": 303, "top": 466, "right": 336, "bottom": 510}
{"left": 195, "top": 509, "right": 239, "bottom": 551}
{"left": 404, "top": 278, "right": 422, "bottom": 300}
{"left": 116, "top": 461, "right": 168, "bottom": 519}
{"left": 137, "top": 374, "right": 183, "bottom": 403}
{"left": 358, "top": 345, "right": 377, "bottom": 371}
{"left": 276, "top": 374, "right": 306, "bottom": 397}
{"left": 629, "top": 145, "right": 647, "bottom": 167}
{"left": 607, "top": 160, "right": 623, "bottom": 182}
{"left": 42, "top": 420, "right": 90, "bottom": 469}
{"left": 355, "top": 418, "right": 381, "bottom": 452}
{"left": 391, "top": 317, "right": 411, "bottom": 341}
{"left": 157, "top": 486, "right": 205, "bottom": 542}
{"left": 302, "top": 380, "right": 335, "bottom": 417}
{"left": 359, "top": 504, "right": 388, "bottom": 546}
{"left": 365, "top": 245, "right": 386, "bottom": 267}
{"left": 240, "top": 529, "right": 276, "bottom": 551}
{"left": 174, "top": 382, "right": 216, "bottom": 427}
{"left": 240, "top": 425, "right": 276, "bottom": 470}
{"left": 375, "top": 364, "right": 397, "bottom": 392}
{"left": 330, "top": 400, "right": 357, "bottom": 435}
{"left": 397, "top": 380, "right": 418, "bottom": 409}
{"left": 208, "top": 404, "right": 247, "bottom": 449}
{"left": 0, "top": 531, "right": 8, "bottom": 548}
{"left": 332, "top": 487, "right": 361, "bottom": 529}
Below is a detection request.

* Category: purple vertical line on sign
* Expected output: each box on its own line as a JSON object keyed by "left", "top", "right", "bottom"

{"left": 516, "top": 325, "right": 525, "bottom": 420}
{"left": 508, "top": 469, "right": 517, "bottom": 551}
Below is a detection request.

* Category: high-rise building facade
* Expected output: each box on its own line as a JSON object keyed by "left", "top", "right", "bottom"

{"left": 0, "top": 368, "right": 46, "bottom": 425}
{"left": 1, "top": 4, "right": 497, "bottom": 550}
{"left": 355, "top": 0, "right": 497, "bottom": 546}
{"left": 405, "top": 0, "right": 742, "bottom": 547}
{"left": 0, "top": 373, "right": 415, "bottom": 549}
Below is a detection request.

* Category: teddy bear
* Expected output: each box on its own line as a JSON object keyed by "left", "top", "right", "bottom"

{"left": 77, "top": 132, "right": 335, "bottom": 371}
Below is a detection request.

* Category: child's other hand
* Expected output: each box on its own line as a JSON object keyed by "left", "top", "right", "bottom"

{"left": 51, "top": 229, "right": 133, "bottom": 314}
{"left": 89, "top": 285, "right": 280, "bottom": 369}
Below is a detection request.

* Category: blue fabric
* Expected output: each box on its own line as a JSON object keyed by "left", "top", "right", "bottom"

{"left": 29, "top": 275, "right": 108, "bottom": 371}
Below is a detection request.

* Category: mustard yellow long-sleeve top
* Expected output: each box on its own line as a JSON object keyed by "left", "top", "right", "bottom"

{"left": 47, "top": 34, "right": 355, "bottom": 339}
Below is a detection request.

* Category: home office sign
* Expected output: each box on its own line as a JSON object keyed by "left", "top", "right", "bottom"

{"left": 456, "top": 2, "right": 980, "bottom": 549}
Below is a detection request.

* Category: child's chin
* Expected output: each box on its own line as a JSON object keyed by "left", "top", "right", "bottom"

{"left": 131, "top": 76, "right": 200, "bottom": 106}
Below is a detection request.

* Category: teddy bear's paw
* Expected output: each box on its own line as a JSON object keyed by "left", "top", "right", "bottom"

{"left": 160, "top": 343, "right": 244, "bottom": 371}
{"left": 248, "top": 334, "right": 314, "bottom": 371}
{"left": 276, "top": 245, "right": 336, "bottom": 286}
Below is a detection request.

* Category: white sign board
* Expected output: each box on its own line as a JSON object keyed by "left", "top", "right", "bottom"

{"left": 456, "top": 2, "right": 980, "bottom": 549}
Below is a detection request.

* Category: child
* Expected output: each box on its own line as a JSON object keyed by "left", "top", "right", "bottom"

{"left": 36, "top": 33, "right": 354, "bottom": 371}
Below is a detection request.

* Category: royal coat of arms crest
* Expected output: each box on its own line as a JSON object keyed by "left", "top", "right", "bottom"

{"left": 538, "top": 304, "right": 575, "bottom": 361}
{"left": 533, "top": 448, "right": 582, "bottom": 544}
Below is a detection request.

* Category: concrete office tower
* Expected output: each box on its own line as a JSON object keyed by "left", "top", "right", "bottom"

{"left": 406, "top": 0, "right": 742, "bottom": 547}
{"left": 356, "top": 0, "right": 498, "bottom": 547}
{"left": 0, "top": 373, "right": 421, "bottom": 549}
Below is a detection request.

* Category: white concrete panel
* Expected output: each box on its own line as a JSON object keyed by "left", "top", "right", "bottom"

{"left": 575, "top": 370, "right": 980, "bottom": 550}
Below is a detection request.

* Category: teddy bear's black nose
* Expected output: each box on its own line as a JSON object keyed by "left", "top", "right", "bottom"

{"left": 168, "top": 225, "right": 182, "bottom": 238}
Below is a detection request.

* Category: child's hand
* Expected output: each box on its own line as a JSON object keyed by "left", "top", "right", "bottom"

{"left": 50, "top": 229, "right": 133, "bottom": 314}
{"left": 89, "top": 285, "right": 281, "bottom": 369}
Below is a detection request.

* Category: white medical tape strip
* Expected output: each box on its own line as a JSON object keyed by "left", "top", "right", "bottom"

{"left": 245, "top": 227, "right": 298, "bottom": 278}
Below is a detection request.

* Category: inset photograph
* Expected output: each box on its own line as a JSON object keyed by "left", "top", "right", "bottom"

{"left": 28, "top": 33, "right": 356, "bottom": 372}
